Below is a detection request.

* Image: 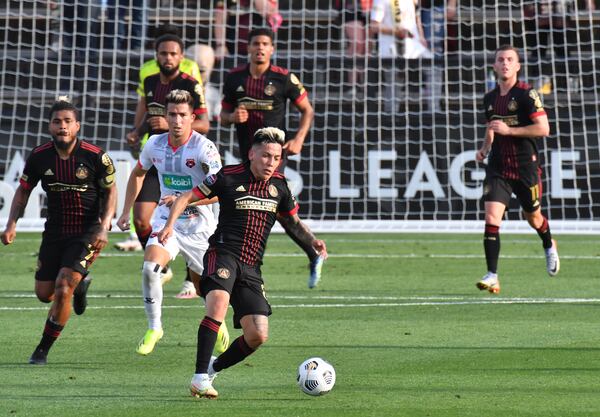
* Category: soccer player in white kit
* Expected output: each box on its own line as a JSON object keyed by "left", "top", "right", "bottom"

{"left": 117, "top": 89, "right": 229, "bottom": 355}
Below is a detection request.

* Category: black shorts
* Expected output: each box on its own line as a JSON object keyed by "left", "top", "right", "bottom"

{"left": 483, "top": 168, "right": 543, "bottom": 213}
{"left": 36, "top": 231, "right": 100, "bottom": 281}
{"left": 135, "top": 165, "right": 160, "bottom": 203}
{"left": 200, "top": 248, "right": 272, "bottom": 329}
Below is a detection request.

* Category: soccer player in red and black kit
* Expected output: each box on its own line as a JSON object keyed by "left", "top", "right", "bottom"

{"left": 220, "top": 28, "right": 323, "bottom": 288}
{"left": 157, "top": 127, "right": 327, "bottom": 398}
{"left": 1, "top": 100, "right": 117, "bottom": 364}
{"left": 475, "top": 45, "right": 559, "bottom": 294}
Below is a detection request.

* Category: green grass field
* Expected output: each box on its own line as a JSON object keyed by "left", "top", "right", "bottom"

{"left": 2, "top": 232, "right": 600, "bottom": 417}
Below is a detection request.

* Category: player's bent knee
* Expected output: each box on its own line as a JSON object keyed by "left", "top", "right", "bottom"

{"left": 142, "top": 261, "right": 163, "bottom": 284}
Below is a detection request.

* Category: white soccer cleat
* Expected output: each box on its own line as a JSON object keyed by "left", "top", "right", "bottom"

{"left": 160, "top": 266, "right": 174, "bottom": 286}
{"left": 190, "top": 373, "right": 218, "bottom": 399}
{"left": 114, "top": 236, "right": 143, "bottom": 252}
{"left": 545, "top": 239, "right": 560, "bottom": 277}
{"left": 476, "top": 272, "right": 500, "bottom": 294}
{"left": 175, "top": 280, "right": 199, "bottom": 299}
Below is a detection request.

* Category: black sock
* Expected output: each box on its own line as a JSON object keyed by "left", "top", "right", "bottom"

{"left": 536, "top": 216, "right": 553, "bottom": 249}
{"left": 185, "top": 268, "right": 192, "bottom": 283}
{"left": 283, "top": 224, "right": 318, "bottom": 262}
{"left": 213, "top": 336, "right": 255, "bottom": 372}
{"left": 195, "top": 316, "right": 221, "bottom": 374}
{"left": 37, "top": 318, "right": 64, "bottom": 352}
{"left": 484, "top": 223, "right": 500, "bottom": 274}
{"left": 136, "top": 228, "right": 151, "bottom": 249}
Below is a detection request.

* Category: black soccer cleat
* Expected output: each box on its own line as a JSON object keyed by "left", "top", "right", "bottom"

{"left": 73, "top": 275, "right": 92, "bottom": 315}
{"left": 29, "top": 348, "right": 48, "bottom": 365}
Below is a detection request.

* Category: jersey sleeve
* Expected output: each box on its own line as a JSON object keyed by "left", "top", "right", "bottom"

{"left": 277, "top": 179, "right": 299, "bottom": 216}
{"left": 199, "top": 140, "right": 223, "bottom": 177}
{"left": 193, "top": 168, "right": 224, "bottom": 200}
{"left": 483, "top": 93, "right": 493, "bottom": 122}
{"left": 370, "top": 0, "right": 385, "bottom": 23}
{"left": 285, "top": 72, "right": 308, "bottom": 105}
{"left": 19, "top": 153, "right": 41, "bottom": 191}
{"left": 138, "top": 136, "right": 155, "bottom": 171}
{"left": 97, "top": 151, "right": 116, "bottom": 189}
{"left": 524, "top": 87, "right": 546, "bottom": 120}
{"left": 136, "top": 60, "right": 157, "bottom": 97}
{"left": 221, "top": 72, "right": 236, "bottom": 112}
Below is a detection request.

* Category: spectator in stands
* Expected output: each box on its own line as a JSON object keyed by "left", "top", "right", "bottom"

{"left": 105, "top": 0, "right": 146, "bottom": 50}
{"left": 60, "top": 0, "right": 101, "bottom": 109}
{"left": 524, "top": 0, "right": 595, "bottom": 94}
{"left": 214, "top": 0, "right": 283, "bottom": 60}
{"left": 336, "top": 0, "right": 372, "bottom": 99}
{"left": 420, "top": 0, "right": 456, "bottom": 56}
{"left": 370, "top": 0, "right": 431, "bottom": 111}
{"left": 186, "top": 44, "right": 222, "bottom": 121}
{"left": 419, "top": 0, "right": 456, "bottom": 110}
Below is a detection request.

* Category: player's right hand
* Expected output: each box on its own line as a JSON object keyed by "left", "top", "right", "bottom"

{"left": 476, "top": 148, "right": 488, "bottom": 162}
{"left": 126, "top": 130, "right": 139, "bottom": 147}
{"left": 233, "top": 105, "right": 249, "bottom": 124}
{"left": 157, "top": 227, "right": 172, "bottom": 245}
{"left": 1, "top": 228, "right": 16, "bottom": 245}
{"left": 116, "top": 213, "right": 131, "bottom": 231}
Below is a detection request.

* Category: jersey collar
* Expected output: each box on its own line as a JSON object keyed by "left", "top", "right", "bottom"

{"left": 168, "top": 131, "right": 192, "bottom": 152}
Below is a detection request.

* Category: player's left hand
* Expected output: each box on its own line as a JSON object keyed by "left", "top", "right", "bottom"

{"left": 157, "top": 227, "right": 173, "bottom": 245}
{"left": 148, "top": 116, "right": 168, "bottom": 132}
{"left": 312, "top": 239, "right": 328, "bottom": 260}
{"left": 283, "top": 137, "right": 303, "bottom": 155}
{"left": 488, "top": 120, "right": 511, "bottom": 136}
{"left": 160, "top": 195, "right": 177, "bottom": 207}
{"left": 90, "top": 228, "right": 109, "bottom": 251}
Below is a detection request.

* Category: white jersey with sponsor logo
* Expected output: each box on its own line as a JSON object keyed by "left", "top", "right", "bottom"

{"left": 139, "top": 131, "right": 222, "bottom": 234}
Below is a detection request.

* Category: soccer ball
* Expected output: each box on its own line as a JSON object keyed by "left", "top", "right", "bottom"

{"left": 297, "top": 357, "right": 336, "bottom": 396}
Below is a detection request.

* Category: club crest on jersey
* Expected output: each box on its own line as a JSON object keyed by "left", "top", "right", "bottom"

{"left": 507, "top": 98, "right": 518, "bottom": 112}
{"left": 264, "top": 84, "right": 276, "bottom": 96}
{"left": 186, "top": 159, "right": 196, "bottom": 168}
{"left": 75, "top": 165, "right": 89, "bottom": 180}
{"left": 217, "top": 268, "right": 230, "bottom": 279}
{"left": 268, "top": 184, "right": 278, "bottom": 197}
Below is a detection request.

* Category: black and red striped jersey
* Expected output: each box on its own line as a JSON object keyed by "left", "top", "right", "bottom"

{"left": 221, "top": 64, "right": 308, "bottom": 161}
{"left": 192, "top": 162, "right": 299, "bottom": 266}
{"left": 19, "top": 140, "right": 116, "bottom": 236}
{"left": 483, "top": 80, "right": 547, "bottom": 180}
{"left": 143, "top": 71, "right": 207, "bottom": 136}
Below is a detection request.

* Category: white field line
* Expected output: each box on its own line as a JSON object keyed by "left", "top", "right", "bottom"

{"left": 2, "top": 295, "right": 600, "bottom": 311}
{"left": 8, "top": 252, "right": 597, "bottom": 260}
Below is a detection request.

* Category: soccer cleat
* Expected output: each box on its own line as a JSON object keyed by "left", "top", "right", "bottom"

{"left": 73, "top": 275, "right": 92, "bottom": 315}
{"left": 476, "top": 272, "right": 500, "bottom": 294}
{"left": 136, "top": 328, "right": 164, "bottom": 355}
{"left": 29, "top": 347, "right": 48, "bottom": 365}
{"left": 175, "top": 280, "right": 199, "bottom": 299}
{"left": 190, "top": 374, "right": 218, "bottom": 399}
{"left": 114, "top": 236, "right": 143, "bottom": 252}
{"left": 545, "top": 239, "right": 560, "bottom": 277}
{"left": 160, "top": 266, "right": 174, "bottom": 286}
{"left": 214, "top": 322, "right": 230, "bottom": 355}
{"left": 207, "top": 356, "right": 219, "bottom": 383}
{"left": 308, "top": 255, "right": 325, "bottom": 289}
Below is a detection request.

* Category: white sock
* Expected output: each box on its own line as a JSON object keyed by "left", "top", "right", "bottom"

{"left": 142, "top": 261, "right": 163, "bottom": 330}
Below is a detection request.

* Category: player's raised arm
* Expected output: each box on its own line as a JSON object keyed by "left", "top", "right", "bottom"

{"left": 1, "top": 184, "right": 33, "bottom": 245}
{"left": 156, "top": 189, "right": 201, "bottom": 244}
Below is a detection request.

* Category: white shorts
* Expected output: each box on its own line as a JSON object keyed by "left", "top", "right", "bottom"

{"left": 147, "top": 225, "right": 211, "bottom": 276}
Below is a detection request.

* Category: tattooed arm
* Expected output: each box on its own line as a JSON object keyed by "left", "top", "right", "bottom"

{"left": 277, "top": 213, "right": 328, "bottom": 258}
{"left": 1, "top": 185, "right": 33, "bottom": 245}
